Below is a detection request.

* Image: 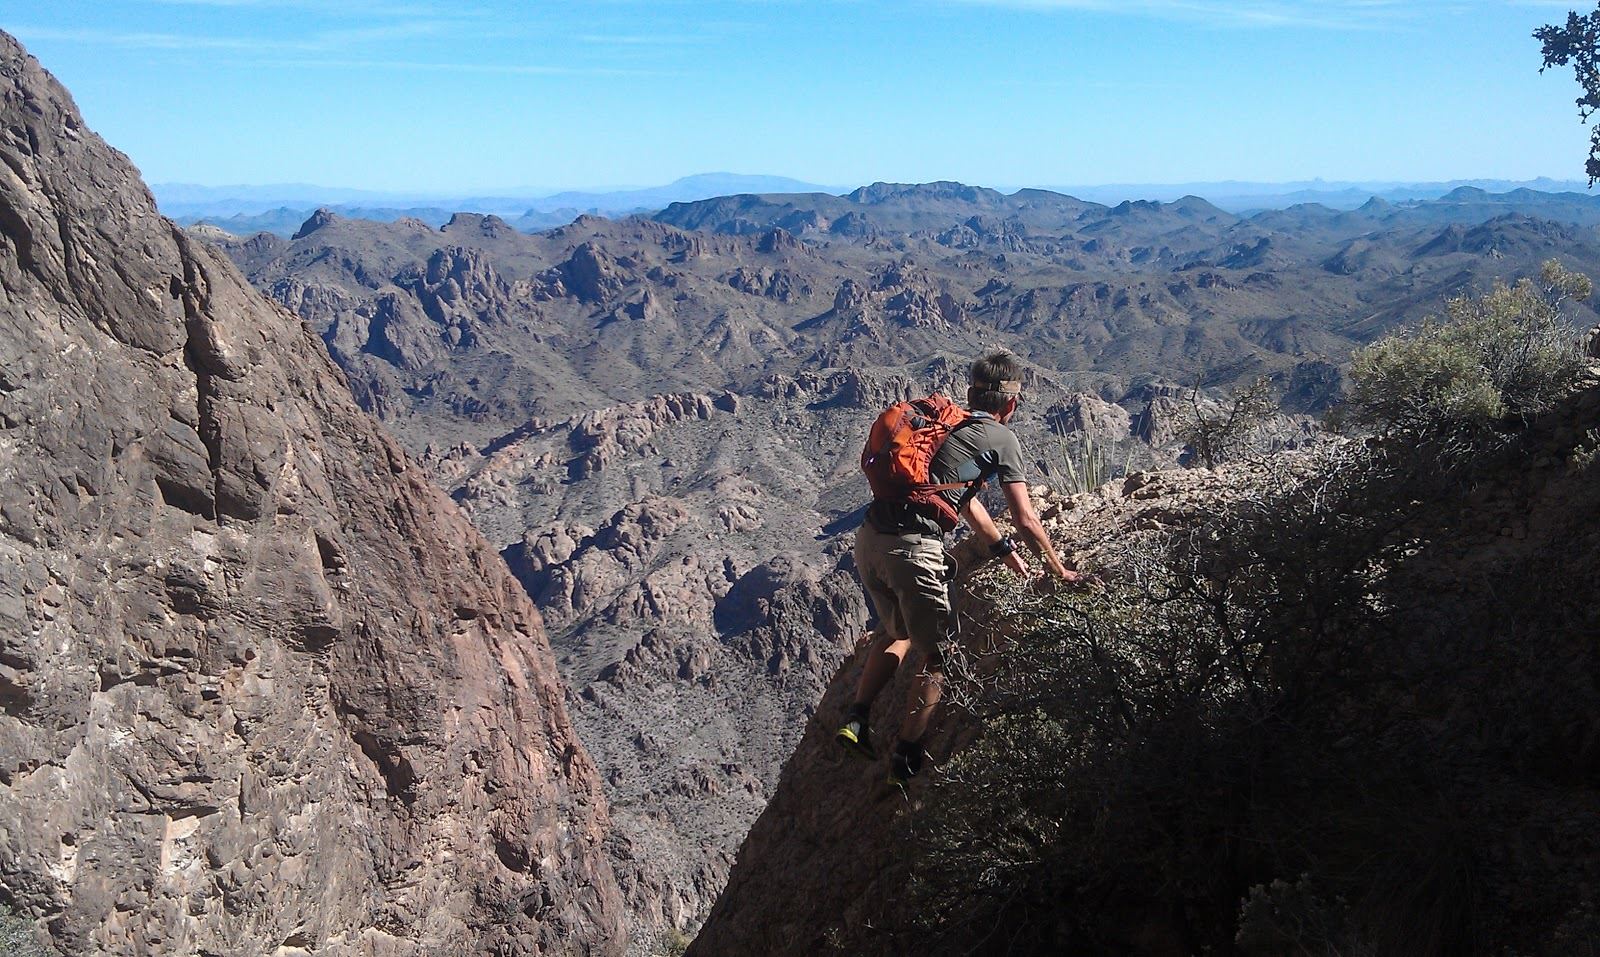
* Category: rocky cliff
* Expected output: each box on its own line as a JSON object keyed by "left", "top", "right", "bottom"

{"left": 0, "top": 33, "right": 625, "bottom": 955}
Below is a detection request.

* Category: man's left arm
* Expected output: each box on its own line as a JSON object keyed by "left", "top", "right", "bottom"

{"left": 1000, "top": 480, "right": 1078, "bottom": 581}
{"left": 961, "top": 495, "right": 1031, "bottom": 576}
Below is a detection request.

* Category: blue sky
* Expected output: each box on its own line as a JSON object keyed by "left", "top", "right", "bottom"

{"left": 1, "top": 1, "right": 1593, "bottom": 192}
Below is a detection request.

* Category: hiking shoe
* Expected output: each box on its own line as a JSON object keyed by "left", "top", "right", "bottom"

{"left": 836, "top": 716, "right": 876, "bottom": 760}
{"left": 888, "top": 741, "right": 925, "bottom": 786}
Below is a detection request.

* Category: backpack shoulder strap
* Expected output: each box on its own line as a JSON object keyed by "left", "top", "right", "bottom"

{"left": 951, "top": 448, "right": 1003, "bottom": 517}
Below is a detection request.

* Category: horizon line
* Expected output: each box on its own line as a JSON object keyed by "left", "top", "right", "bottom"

{"left": 150, "top": 173, "right": 1596, "bottom": 197}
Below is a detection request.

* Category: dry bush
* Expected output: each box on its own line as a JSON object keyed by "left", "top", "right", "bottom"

{"left": 916, "top": 447, "right": 1414, "bottom": 953}
{"left": 1180, "top": 375, "right": 1285, "bottom": 469}
{"left": 898, "top": 264, "right": 1600, "bottom": 957}
{"left": 0, "top": 905, "right": 49, "bottom": 957}
{"left": 1345, "top": 260, "right": 1589, "bottom": 453}
{"left": 909, "top": 433, "right": 1600, "bottom": 956}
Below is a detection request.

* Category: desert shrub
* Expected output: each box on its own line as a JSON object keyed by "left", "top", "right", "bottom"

{"left": 1180, "top": 375, "right": 1284, "bottom": 468}
{"left": 0, "top": 905, "right": 48, "bottom": 957}
{"left": 921, "top": 447, "right": 1412, "bottom": 953}
{"left": 1573, "top": 427, "right": 1600, "bottom": 470}
{"left": 912, "top": 425, "right": 1600, "bottom": 956}
{"left": 1345, "top": 260, "right": 1589, "bottom": 450}
{"left": 656, "top": 926, "right": 691, "bottom": 957}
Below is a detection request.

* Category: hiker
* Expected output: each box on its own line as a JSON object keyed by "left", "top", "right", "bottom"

{"left": 839, "top": 350, "right": 1079, "bottom": 784}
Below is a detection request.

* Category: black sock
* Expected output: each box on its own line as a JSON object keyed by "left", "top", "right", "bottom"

{"left": 847, "top": 702, "right": 870, "bottom": 724}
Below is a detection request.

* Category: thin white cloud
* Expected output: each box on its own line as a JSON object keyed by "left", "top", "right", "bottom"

{"left": 313, "top": 21, "right": 452, "bottom": 44}
{"left": 11, "top": 26, "right": 307, "bottom": 52}
{"left": 257, "top": 56, "right": 673, "bottom": 77}
{"left": 938, "top": 0, "right": 1457, "bottom": 29}
{"left": 141, "top": 0, "right": 483, "bottom": 14}
{"left": 576, "top": 33, "right": 713, "bottom": 45}
{"left": 10, "top": 27, "right": 667, "bottom": 74}
{"left": 13, "top": 20, "right": 466, "bottom": 54}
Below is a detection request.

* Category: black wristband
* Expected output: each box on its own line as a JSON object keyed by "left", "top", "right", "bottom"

{"left": 990, "top": 535, "right": 1017, "bottom": 558}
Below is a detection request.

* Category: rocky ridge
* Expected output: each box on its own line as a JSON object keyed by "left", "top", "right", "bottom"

{"left": 0, "top": 33, "right": 624, "bottom": 956}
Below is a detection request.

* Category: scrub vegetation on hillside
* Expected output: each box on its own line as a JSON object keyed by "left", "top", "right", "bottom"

{"left": 911, "top": 263, "right": 1600, "bottom": 957}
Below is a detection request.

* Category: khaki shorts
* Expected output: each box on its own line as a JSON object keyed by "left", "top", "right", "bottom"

{"left": 854, "top": 523, "right": 954, "bottom": 659}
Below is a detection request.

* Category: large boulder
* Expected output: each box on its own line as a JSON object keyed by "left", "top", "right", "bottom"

{"left": 0, "top": 32, "right": 624, "bottom": 956}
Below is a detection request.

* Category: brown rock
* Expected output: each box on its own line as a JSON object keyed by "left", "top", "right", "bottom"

{"left": 1047, "top": 392, "right": 1133, "bottom": 442}
{"left": 1132, "top": 393, "right": 1210, "bottom": 447}
{"left": 0, "top": 33, "right": 624, "bottom": 956}
{"left": 567, "top": 394, "right": 719, "bottom": 479}
{"left": 559, "top": 242, "right": 624, "bottom": 303}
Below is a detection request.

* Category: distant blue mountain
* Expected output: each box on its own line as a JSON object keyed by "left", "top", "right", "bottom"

{"left": 154, "top": 173, "right": 844, "bottom": 223}
{"left": 522, "top": 173, "right": 838, "bottom": 214}
{"left": 1036, "top": 178, "right": 1594, "bottom": 212}
{"left": 162, "top": 174, "right": 1600, "bottom": 237}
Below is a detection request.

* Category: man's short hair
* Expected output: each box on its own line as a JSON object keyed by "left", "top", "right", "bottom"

{"left": 968, "top": 350, "right": 1023, "bottom": 414}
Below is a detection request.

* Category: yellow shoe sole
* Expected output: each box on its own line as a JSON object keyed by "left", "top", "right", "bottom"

{"left": 835, "top": 725, "right": 876, "bottom": 760}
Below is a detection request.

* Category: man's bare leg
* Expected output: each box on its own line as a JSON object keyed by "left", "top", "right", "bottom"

{"left": 899, "top": 665, "right": 944, "bottom": 744}
{"left": 838, "top": 632, "right": 906, "bottom": 759}
{"left": 852, "top": 631, "right": 909, "bottom": 709}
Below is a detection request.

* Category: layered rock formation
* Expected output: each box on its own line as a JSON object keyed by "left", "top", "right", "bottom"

{"left": 0, "top": 33, "right": 624, "bottom": 956}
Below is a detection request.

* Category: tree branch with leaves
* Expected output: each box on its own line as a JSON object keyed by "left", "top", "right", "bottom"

{"left": 1536, "top": 5, "right": 1600, "bottom": 183}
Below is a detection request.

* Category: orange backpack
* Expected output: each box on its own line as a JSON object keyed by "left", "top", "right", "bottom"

{"left": 860, "top": 393, "right": 981, "bottom": 532}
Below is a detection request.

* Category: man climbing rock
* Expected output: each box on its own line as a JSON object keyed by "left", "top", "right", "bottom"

{"left": 839, "top": 349, "right": 1078, "bottom": 784}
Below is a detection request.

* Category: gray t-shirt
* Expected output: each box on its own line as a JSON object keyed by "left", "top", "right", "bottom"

{"left": 931, "top": 411, "right": 1027, "bottom": 513}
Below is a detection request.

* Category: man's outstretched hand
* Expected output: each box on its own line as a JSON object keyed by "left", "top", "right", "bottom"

{"left": 1027, "top": 566, "right": 1092, "bottom": 593}
{"left": 1002, "top": 552, "right": 1092, "bottom": 587}
{"left": 1002, "top": 551, "right": 1031, "bottom": 577}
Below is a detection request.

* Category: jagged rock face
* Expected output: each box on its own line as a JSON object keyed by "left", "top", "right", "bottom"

{"left": 800, "top": 268, "right": 986, "bottom": 371}
{"left": 1132, "top": 394, "right": 1194, "bottom": 445}
{"left": 1047, "top": 392, "right": 1133, "bottom": 442}
{"left": 557, "top": 242, "right": 625, "bottom": 303}
{"left": 0, "top": 34, "right": 623, "bottom": 956}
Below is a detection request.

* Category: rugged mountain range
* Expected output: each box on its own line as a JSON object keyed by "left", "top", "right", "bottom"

{"left": 185, "top": 206, "right": 588, "bottom": 240}
{"left": 166, "top": 177, "right": 1600, "bottom": 239}
{"left": 223, "top": 183, "right": 1600, "bottom": 447}
{"left": 0, "top": 33, "right": 624, "bottom": 956}
{"left": 162, "top": 174, "right": 843, "bottom": 239}
{"left": 208, "top": 173, "right": 1600, "bottom": 948}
